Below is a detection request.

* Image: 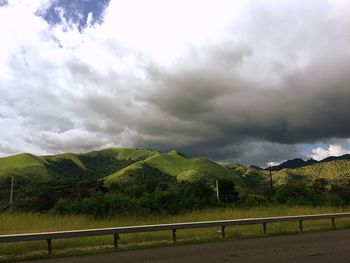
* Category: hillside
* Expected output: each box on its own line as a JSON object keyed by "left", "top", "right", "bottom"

{"left": 225, "top": 163, "right": 268, "bottom": 177}
{"left": 0, "top": 153, "right": 50, "bottom": 183}
{"left": 268, "top": 158, "right": 318, "bottom": 171}
{"left": 81, "top": 148, "right": 157, "bottom": 161}
{"left": 0, "top": 148, "right": 243, "bottom": 211}
{"left": 273, "top": 159, "right": 350, "bottom": 184}
{"left": 104, "top": 150, "right": 241, "bottom": 185}
{"left": 268, "top": 154, "right": 350, "bottom": 171}
{"left": 1, "top": 149, "right": 350, "bottom": 213}
{"left": 0, "top": 148, "right": 240, "bottom": 185}
{"left": 2, "top": 149, "right": 350, "bottom": 187}
{"left": 44, "top": 153, "right": 86, "bottom": 169}
{"left": 0, "top": 148, "right": 159, "bottom": 183}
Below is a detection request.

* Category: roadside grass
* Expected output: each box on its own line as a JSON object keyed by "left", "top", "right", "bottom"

{"left": 1, "top": 206, "right": 350, "bottom": 262}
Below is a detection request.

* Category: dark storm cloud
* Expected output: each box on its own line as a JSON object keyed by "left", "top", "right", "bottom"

{"left": 139, "top": 47, "right": 350, "bottom": 143}
{"left": 109, "top": 37, "right": 349, "bottom": 166}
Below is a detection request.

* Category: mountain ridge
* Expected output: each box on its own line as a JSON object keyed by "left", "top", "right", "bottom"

{"left": 1, "top": 148, "right": 350, "bottom": 212}
{"left": 0, "top": 148, "right": 240, "bottom": 185}
{"left": 267, "top": 154, "right": 350, "bottom": 171}
{"left": 1, "top": 148, "right": 350, "bottom": 188}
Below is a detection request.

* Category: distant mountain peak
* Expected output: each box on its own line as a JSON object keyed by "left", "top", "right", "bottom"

{"left": 268, "top": 158, "right": 317, "bottom": 171}
{"left": 267, "top": 154, "right": 350, "bottom": 171}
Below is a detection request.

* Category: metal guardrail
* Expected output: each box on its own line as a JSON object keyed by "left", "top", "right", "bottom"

{"left": 1, "top": 212, "right": 350, "bottom": 254}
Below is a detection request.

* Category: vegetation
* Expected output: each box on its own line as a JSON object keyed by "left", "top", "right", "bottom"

{"left": 0, "top": 148, "right": 241, "bottom": 213}
{"left": 0, "top": 153, "right": 50, "bottom": 181}
{"left": 1, "top": 148, "right": 350, "bottom": 261}
{"left": 1, "top": 148, "right": 350, "bottom": 214}
{"left": 53, "top": 180, "right": 217, "bottom": 216}
{"left": 104, "top": 150, "right": 240, "bottom": 185}
{"left": 274, "top": 159, "right": 350, "bottom": 183}
{"left": 1, "top": 206, "right": 350, "bottom": 262}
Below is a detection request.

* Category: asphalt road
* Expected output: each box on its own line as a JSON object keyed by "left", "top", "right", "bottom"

{"left": 22, "top": 229, "right": 350, "bottom": 263}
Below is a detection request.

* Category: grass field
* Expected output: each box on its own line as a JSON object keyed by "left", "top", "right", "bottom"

{"left": 1, "top": 206, "right": 350, "bottom": 262}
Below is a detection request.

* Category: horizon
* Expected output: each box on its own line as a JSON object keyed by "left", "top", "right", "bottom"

{"left": 1, "top": 0, "right": 350, "bottom": 166}
{"left": 1, "top": 146, "right": 349, "bottom": 169}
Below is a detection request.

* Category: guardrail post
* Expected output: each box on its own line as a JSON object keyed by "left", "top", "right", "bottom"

{"left": 114, "top": 234, "right": 120, "bottom": 249}
{"left": 299, "top": 220, "right": 303, "bottom": 232}
{"left": 172, "top": 229, "right": 177, "bottom": 243}
{"left": 221, "top": 225, "right": 225, "bottom": 240}
{"left": 263, "top": 223, "right": 267, "bottom": 235}
{"left": 331, "top": 218, "right": 336, "bottom": 228}
{"left": 46, "top": 239, "right": 52, "bottom": 254}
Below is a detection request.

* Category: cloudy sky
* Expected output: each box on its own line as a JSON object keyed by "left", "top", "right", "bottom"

{"left": 1, "top": 0, "right": 350, "bottom": 166}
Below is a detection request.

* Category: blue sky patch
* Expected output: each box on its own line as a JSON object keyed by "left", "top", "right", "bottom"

{"left": 39, "top": 0, "right": 110, "bottom": 31}
{"left": 0, "top": 0, "right": 8, "bottom": 7}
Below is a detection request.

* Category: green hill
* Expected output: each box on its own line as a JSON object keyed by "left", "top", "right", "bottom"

{"left": 44, "top": 153, "right": 85, "bottom": 169}
{"left": 104, "top": 150, "right": 241, "bottom": 185}
{"left": 2, "top": 149, "right": 350, "bottom": 212}
{"left": 0, "top": 153, "right": 50, "bottom": 183}
{"left": 273, "top": 159, "right": 350, "bottom": 184}
{"left": 225, "top": 163, "right": 267, "bottom": 177}
{"left": 0, "top": 148, "right": 241, "bottom": 185}
{"left": 81, "top": 148, "right": 157, "bottom": 161}
{"left": 74, "top": 148, "right": 160, "bottom": 180}
{"left": 0, "top": 148, "right": 160, "bottom": 181}
{"left": 2, "top": 149, "right": 350, "bottom": 188}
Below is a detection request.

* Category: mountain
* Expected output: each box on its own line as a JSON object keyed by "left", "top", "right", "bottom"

{"left": 0, "top": 148, "right": 156, "bottom": 184}
{"left": 1, "top": 149, "right": 350, "bottom": 212}
{"left": 0, "top": 148, "right": 240, "bottom": 185}
{"left": 2, "top": 149, "right": 349, "bottom": 186}
{"left": 268, "top": 158, "right": 318, "bottom": 171}
{"left": 273, "top": 159, "right": 350, "bottom": 184}
{"left": 320, "top": 154, "right": 350, "bottom": 163}
{"left": 1, "top": 148, "right": 350, "bottom": 192}
{"left": 104, "top": 150, "right": 240, "bottom": 185}
{"left": 0, "top": 153, "right": 50, "bottom": 182}
{"left": 224, "top": 163, "right": 262, "bottom": 176}
{"left": 268, "top": 154, "right": 350, "bottom": 172}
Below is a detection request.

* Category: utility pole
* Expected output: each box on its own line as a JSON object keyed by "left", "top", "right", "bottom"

{"left": 216, "top": 180, "right": 219, "bottom": 202}
{"left": 9, "top": 176, "right": 14, "bottom": 208}
{"left": 269, "top": 165, "right": 274, "bottom": 195}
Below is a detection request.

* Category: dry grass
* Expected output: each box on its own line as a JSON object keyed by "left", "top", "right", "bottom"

{"left": 1, "top": 206, "right": 350, "bottom": 262}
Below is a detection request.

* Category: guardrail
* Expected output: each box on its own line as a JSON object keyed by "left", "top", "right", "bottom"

{"left": 1, "top": 212, "right": 350, "bottom": 254}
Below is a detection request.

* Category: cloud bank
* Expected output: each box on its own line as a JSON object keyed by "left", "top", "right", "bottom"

{"left": 1, "top": 0, "right": 350, "bottom": 166}
{"left": 310, "top": 144, "right": 350, "bottom": 161}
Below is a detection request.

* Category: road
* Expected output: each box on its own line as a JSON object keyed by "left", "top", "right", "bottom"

{"left": 22, "top": 229, "right": 350, "bottom": 263}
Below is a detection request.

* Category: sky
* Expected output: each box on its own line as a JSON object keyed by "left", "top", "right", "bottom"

{"left": 1, "top": 0, "right": 350, "bottom": 166}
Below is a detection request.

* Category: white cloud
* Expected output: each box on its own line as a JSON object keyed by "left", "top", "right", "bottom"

{"left": 32, "top": 129, "right": 112, "bottom": 153}
{"left": 101, "top": 0, "right": 240, "bottom": 64}
{"left": 0, "top": 0, "right": 350, "bottom": 166}
{"left": 310, "top": 144, "right": 350, "bottom": 161}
